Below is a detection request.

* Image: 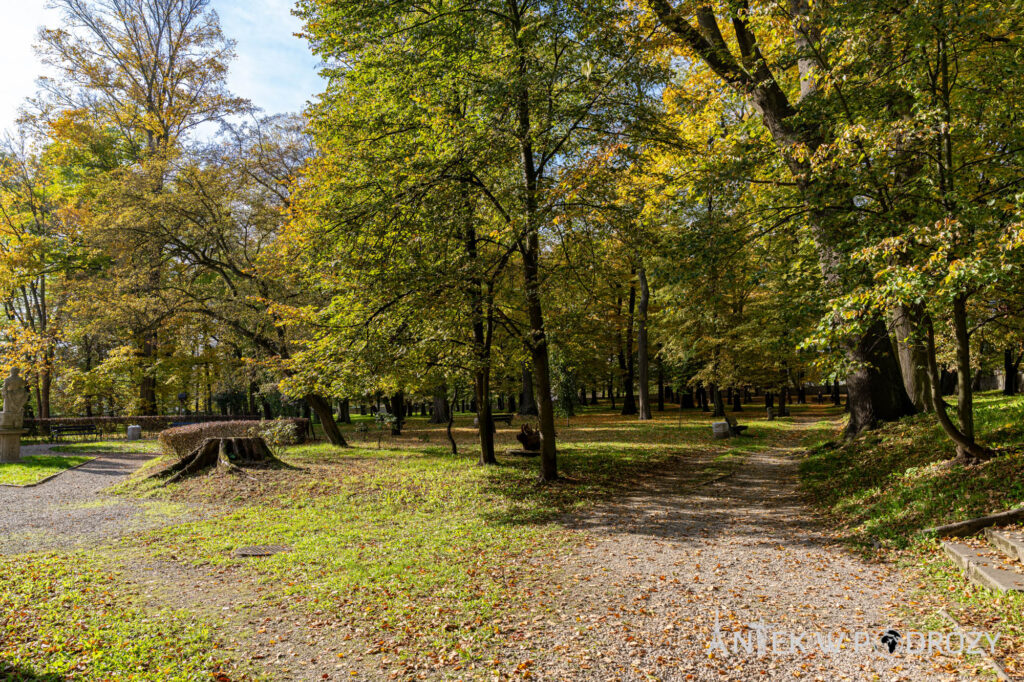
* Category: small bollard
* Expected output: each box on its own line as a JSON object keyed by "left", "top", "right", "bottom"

{"left": 126, "top": 425, "right": 142, "bottom": 441}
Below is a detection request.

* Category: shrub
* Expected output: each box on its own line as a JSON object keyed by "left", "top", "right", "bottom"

{"left": 247, "top": 420, "right": 301, "bottom": 446}
{"left": 158, "top": 419, "right": 308, "bottom": 458}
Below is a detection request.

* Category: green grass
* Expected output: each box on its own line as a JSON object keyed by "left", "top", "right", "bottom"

{"left": 0, "top": 553, "right": 244, "bottom": 681}
{"left": 50, "top": 439, "right": 162, "bottom": 455}
{"left": 798, "top": 392, "right": 1024, "bottom": 671}
{"left": 799, "top": 391, "right": 1024, "bottom": 549}
{"left": 1, "top": 404, "right": 837, "bottom": 676}
{"left": 0, "top": 455, "right": 93, "bottom": 486}
{"left": 119, "top": 406, "right": 828, "bottom": 666}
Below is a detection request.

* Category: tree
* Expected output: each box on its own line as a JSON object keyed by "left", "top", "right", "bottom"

{"left": 35, "top": 0, "right": 247, "bottom": 414}
{"left": 646, "top": 0, "right": 916, "bottom": 434}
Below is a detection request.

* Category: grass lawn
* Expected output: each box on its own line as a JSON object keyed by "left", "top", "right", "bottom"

{"left": 1, "top": 403, "right": 834, "bottom": 679}
{"left": 0, "top": 553, "right": 236, "bottom": 681}
{"left": 0, "top": 455, "right": 93, "bottom": 486}
{"left": 798, "top": 390, "right": 1024, "bottom": 675}
{"left": 50, "top": 440, "right": 163, "bottom": 455}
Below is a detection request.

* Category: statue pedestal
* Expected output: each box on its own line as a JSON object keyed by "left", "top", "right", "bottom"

{"left": 0, "top": 429, "right": 25, "bottom": 463}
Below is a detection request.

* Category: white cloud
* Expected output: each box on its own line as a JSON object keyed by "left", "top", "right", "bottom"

{"left": 0, "top": 0, "right": 324, "bottom": 134}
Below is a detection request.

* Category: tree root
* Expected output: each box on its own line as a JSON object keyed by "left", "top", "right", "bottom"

{"left": 149, "top": 437, "right": 285, "bottom": 486}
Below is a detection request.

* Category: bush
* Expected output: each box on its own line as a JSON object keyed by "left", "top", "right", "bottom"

{"left": 26, "top": 414, "right": 265, "bottom": 436}
{"left": 158, "top": 419, "right": 308, "bottom": 458}
{"left": 248, "top": 420, "right": 301, "bottom": 446}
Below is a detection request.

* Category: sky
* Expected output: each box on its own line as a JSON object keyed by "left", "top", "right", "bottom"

{"left": 0, "top": 0, "right": 326, "bottom": 134}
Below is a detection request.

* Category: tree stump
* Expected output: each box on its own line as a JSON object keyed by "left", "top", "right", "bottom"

{"left": 149, "top": 437, "right": 281, "bottom": 485}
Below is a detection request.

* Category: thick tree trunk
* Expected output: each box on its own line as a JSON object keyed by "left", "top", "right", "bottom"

{"left": 305, "top": 394, "right": 347, "bottom": 446}
{"left": 711, "top": 385, "right": 725, "bottom": 417}
{"left": 621, "top": 281, "right": 638, "bottom": 416}
{"left": 637, "top": 267, "right": 652, "bottom": 420}
{"left": 1004, "top": 348, "right": 1022, "bottom": 396}
{"left": 778, "top": 386, "right": 789, "bottom": 417}
{"left": 952, "top": 296, "right": 975, "bottom": 446}
{"left": 656, "top": 355, "right": 665, "bottom": 411}
{"left": 475, "top": 368, "right": 496, "bottom": 465}
{"left": 431, "top": 388, "right": 450, "bottom": 424}
{"left": 845, "top": 318, "right": 918, "bottom": 435}
{"left": 39, "top": 353, "right": 52, "bottom": 419}
{"left": 390, "top": 392, "right": 405, "bottom": 435}
{"left": 523, "top": 239, "right": 558, "bottom": 480}
{"left": 138, "top": 331, "right": 158, "bottom": 416}
{"left": 892, "top": 305, "right": 934, "bottom": 411}
{"left": 518, "top": 365, "right": 538, "bottom": 416}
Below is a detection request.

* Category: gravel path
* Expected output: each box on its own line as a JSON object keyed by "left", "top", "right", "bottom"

{"left": 0, "top": 445, "right": 181, "bottom": 554}
{"left": 513, "top": 415, "right": 967, "bottom": 681}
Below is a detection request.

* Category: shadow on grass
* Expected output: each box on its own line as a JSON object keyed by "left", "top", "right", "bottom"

{"left": 0, "top": 665, "right": 64, "bottom": 681}
{"left": 800, "top": 394, "right": 1024, "bottom": 548}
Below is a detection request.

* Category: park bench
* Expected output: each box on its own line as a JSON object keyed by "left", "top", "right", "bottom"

{"left": 51, "top": 423, "right": 100, "bottom": 441}
{"left": 473, "top": 414, "right": 515, "bottom": 427}
{"left": 724, "top": 415, "right": 748, "bottom": 437}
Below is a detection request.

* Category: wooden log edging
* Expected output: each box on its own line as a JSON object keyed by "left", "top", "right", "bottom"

{"left": 923, "top": 507, "right": 1024, "bottom": 538}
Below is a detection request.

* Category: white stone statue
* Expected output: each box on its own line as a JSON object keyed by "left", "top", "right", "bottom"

{"left": 0, "top": 367, "right": 28, "bottom": 430}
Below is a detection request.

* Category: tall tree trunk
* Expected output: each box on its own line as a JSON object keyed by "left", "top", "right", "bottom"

{"left": 431, "top": 387, "right": 450, "bottom": 424}
{"left": 305, "top": 394, "right": 347, "bottom": 446}
{"left": 39, "top": 350, "right": 52, "bottom": 419}
{"left": 952, "top": 296, "right": 975, "bottom": 445}
{"left": 518, "top": 364, "right": 538, "bottom": 415}
{"left": 475, "top": 368, "right": 496, "bottom": 465}
{"left": 138, "top": 331, "right": 158, "bottom": 416}
{"left": 637, "top": 267, "right": 652, "bottom": 420}
{"left": 446, "top": 391, "right": 458, "bottom": 455}
{"left": 845, "top": 318, "right": 918, "bottom": 435}
{"left": 390, "top": 392, "right": 405, "bottom": 436}
{"left": 1003, "top": 348, "right": 1021, "bottom": 396}
{"left": 711, "top": 384, "right": 725, "bottom": 417}
{"left": 656, "top": 354, "right": 665, "bottom": 411}
{"left": 621, "top": 280, "right": 638, "bottom": 415}
{"left": 892, "top": 305, "right": 934, "bottom": 411}
{"left": 523, "top": 235, "right": 557, "bottom": 480}
{"left": 923, "top": 315, "right": 990, "bottom": 462}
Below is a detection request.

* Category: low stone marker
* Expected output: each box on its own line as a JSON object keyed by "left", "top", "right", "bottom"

{"left": 126, "top": 425, "right": 142, "bottom": 441}
{"left": 712, "top": 422, "right": 730, "bottom": 439}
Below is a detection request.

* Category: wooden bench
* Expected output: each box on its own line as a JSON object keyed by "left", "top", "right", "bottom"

{"left": 724, "top": 415, "right": 748, "bottom": 437}
{"left": 473, "top": 414, "right": 515, "bottom": 427}
{"left": 51, "top": 424, "right": 100, "bottom": 441}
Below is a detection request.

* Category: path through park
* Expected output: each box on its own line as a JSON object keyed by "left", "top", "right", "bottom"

{"left": 0, "top": 445, "right": 197, "bottom": 554}
{"left": 506, "top": 413, "right": 965, "bottom": 681}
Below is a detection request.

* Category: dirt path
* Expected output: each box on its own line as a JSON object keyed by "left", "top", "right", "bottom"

{"left": 0, "top": 445, "right": 201, "bottom": 554}
{"left": 505, "top": 414, "right": 966, "bottom": 681}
